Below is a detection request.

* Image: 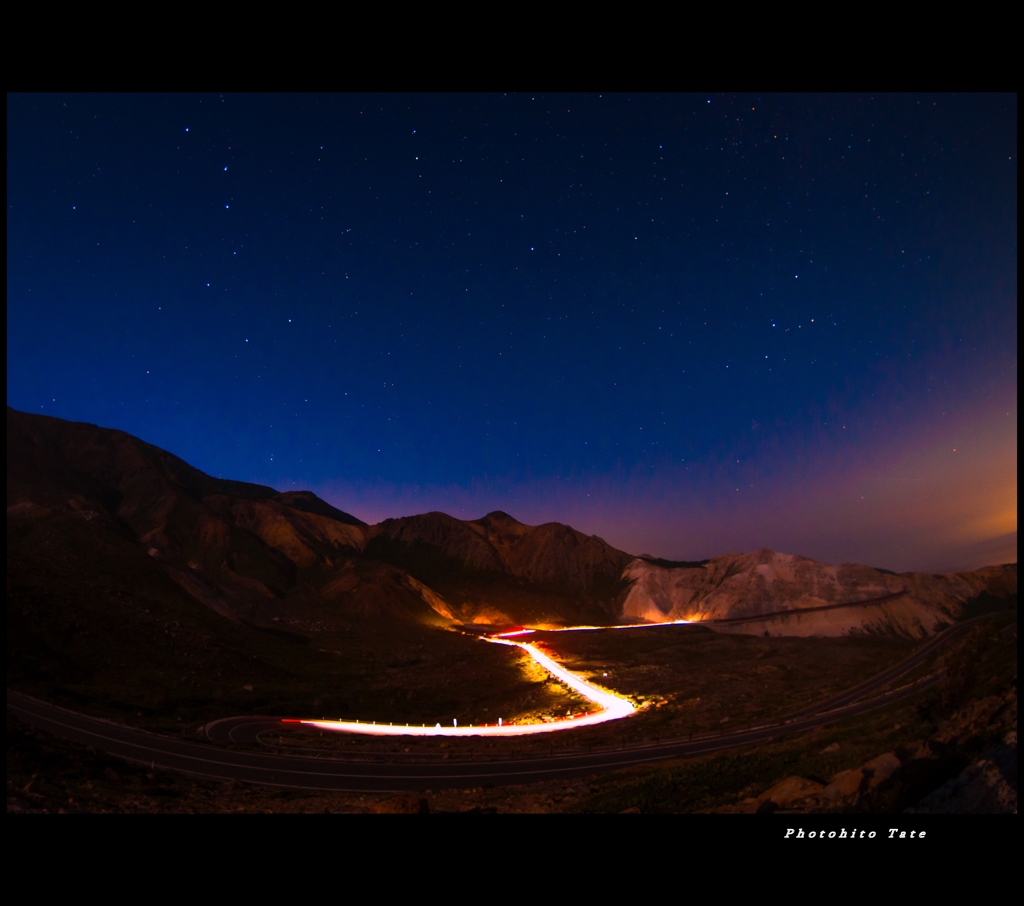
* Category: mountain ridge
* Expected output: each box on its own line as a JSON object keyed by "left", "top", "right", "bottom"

{"left": 621, "top": 549, "right": 1016, "bottom": 637}
{"left": 7, "top": 407, "right": 1016, "bottom": 636}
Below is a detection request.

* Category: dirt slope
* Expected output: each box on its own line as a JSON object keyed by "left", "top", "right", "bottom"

{"left": 6, "top": 408, "right": 452, "bottom": 628}
{"left": 10, "top": 407, "right": 1012, "bottom": 638}
{"left": 620, "top": 549, "right": 1017, "bottom": 637}
{"left": 364, "top": 509, "right": 634, "bottom": 624}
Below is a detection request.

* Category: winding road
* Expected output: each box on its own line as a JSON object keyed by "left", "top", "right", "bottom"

{"left": 6, "top": 617, "right": 983, "bottom": 793}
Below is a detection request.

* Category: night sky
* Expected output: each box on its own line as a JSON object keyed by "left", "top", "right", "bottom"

{"left": 7, "top": 94, "right": 1017, "bottom": 572}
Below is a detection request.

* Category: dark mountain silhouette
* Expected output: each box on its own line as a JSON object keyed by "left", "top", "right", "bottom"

{"left": 364, "top": 509, "right": 634, "bottom": 624}
{"left": 8, "top": 407, "right": 1015, "bottom": 641}
{"left": 6, "top": 408, "right": 442, "bottom": 627}
{"left": 7, "top": 408, "right": 636, "bottom": 631}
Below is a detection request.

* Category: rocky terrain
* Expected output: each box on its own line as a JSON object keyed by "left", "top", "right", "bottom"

{"left": 718, "top": 675, "right": 1017, "bottom": 815}
{"left": 7, "top": 408, "right": 634, "bottom": 631}
{"left": 8, "top": 407, "right": 1015, "bottom": 638}
{"left": 10, "top": 616, "right": 1015, "bottom": 815}
{"left": 363, "top": 509, "right": 633, "bottom": 625}
{"left": 622, "top": 550, "right": 1016, "bottom": 638}
{"left": 7, "top": 408, "right": 1016, "bottom": 814}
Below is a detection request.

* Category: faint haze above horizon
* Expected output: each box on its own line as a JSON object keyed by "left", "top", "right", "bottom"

{"left": 6, "top": 93, "right": 1017, "bottom": 573}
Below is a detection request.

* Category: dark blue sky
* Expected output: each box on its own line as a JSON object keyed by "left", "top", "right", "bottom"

{"left": 7, "top": 94, "right": 1017, "bottom": 570}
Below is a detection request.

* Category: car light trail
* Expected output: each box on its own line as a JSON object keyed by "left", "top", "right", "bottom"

{"left": 299, "top": 632, "right": 636, "bottom": 737}
{"left": 548, "top": 619, "right": 696, "bottom": 632}
{"left": 495, "top": 619, "right": 694, "bottom": 638}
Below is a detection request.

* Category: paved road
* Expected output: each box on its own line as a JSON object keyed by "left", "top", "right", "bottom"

{"left": 6, "top": 618, "right": 984, "bottom": 793}
{"left": 705, "top": 589, "right": 907, "bottom": 624}
{"left": 781, "top": 615, "right": 973, "bottom": 719}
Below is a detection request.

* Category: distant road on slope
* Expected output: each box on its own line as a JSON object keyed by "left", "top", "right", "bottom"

{"left": 705, "top": 589, "right": 908, "bottom": 624}
{"left": 6, "top": 617, "right": 988, "bottom": 792}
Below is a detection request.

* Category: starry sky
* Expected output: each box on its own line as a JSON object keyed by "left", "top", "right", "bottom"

{"left": 7, "top": 93, "right": 1017, "bottom": 572}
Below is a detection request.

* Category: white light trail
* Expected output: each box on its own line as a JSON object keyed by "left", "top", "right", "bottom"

{"left": 547, "top": 619, "right": 696, "bottom": 633}
{"left": 298, "top": 632, "right": 636, "bottom": 738}
{"left": 494, "top": 619, "right": 694, "bottom": 638}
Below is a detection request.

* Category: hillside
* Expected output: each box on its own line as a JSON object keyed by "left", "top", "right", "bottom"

{"left": 620, "top": 549, "right": 1017, "bottom": 637}
{"left": 364, "top": 509, "right": 634, "bottom": 624}
{"left": 8, "top": 409, "right": 598, "bottom": 730}
{"left": 8, "top": 407, "right": 1015, "bottom": 642}
{"left": 6, "top": 408, "right": 449, "bottom": 630}
{"left": 6, "top": 408, "right": 637, "bottom": 632}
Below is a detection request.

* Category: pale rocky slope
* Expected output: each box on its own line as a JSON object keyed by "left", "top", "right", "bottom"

{"left": 620, "top": 549, "right": 1016, "bottom": 637}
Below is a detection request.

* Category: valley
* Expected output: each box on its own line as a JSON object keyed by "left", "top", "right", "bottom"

{"left": 6, "top": 407, "right": 1017, "bottom": 813}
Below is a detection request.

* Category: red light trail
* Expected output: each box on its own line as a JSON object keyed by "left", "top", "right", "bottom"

{"left": 299, "top": 627, "right": 646, "bottom": 737}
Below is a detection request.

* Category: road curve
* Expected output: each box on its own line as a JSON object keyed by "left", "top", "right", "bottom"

{"left": 6, "top": 618, "right": 985, "bottom": 792}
